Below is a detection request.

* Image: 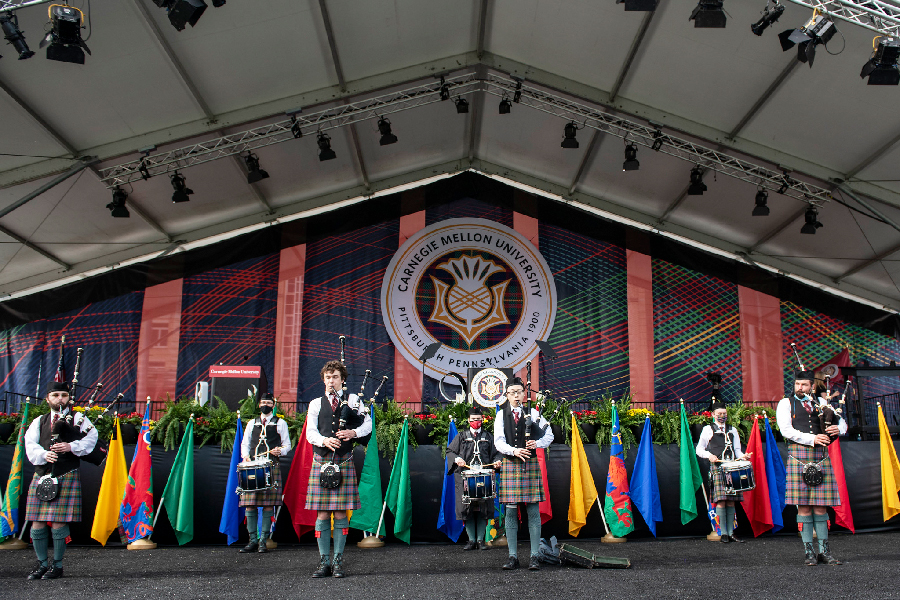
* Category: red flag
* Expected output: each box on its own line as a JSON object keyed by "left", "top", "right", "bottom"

{"left": 827, "top": 437, "right": 855, "bottom": 532}
{"left": 120, "top": 403, "right": 154, "bottom": 542}
{"left": 740, "top": 417, "right": 774, "bottom": 537}
{"left": 537, "top": 448, "right": 553, "bottom": 525}
{"left": 815, "top": 348, "right": 851, "bottom": 385}
{"left": 281, "top": 418, "right": 317, "bottom": 539}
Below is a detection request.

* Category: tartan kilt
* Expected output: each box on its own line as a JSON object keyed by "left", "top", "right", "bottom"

{"left": 786, "top": 443, "right": 841, "bottom": 507}
{"left": 305, "top": 453, "right": 360, "bottom": 511}
{"left": 239, "top": 461, "right": 283, "bottom": 507}
{"left": 709, "top": 466, "right": 744, "bottom": 504}
{"left": 25, "top": 471, "right": 81, "bottom": 523}
{"left": 498, "top": 455, "right": 544, "bottom": 504}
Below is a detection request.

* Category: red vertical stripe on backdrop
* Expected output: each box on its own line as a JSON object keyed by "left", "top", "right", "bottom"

{"left": 513, "top": 211, "right": 540, "bottom": 391}
{"left": 626, "top": 250, "right": 654, "bottom": 408}
{"left": 394, "top": 210, "right": 426, "bottom": 410}
{"left": 738, "top": 286, "right": 784, "bottom": 407}
{"left": 135, "top": 278, "right": 183, "bottom": 411}
{"left": 274, "top": 244, "right": 306, "bottom": 410}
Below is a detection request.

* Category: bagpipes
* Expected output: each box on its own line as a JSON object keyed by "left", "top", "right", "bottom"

{"left": 790, "top": 342, "right": 843, "bottom": 444}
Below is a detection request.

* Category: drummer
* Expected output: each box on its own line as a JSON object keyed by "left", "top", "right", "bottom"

{"left": 447, "top": 405, "right": 501, "bottom": 550}
{"left": 695, "top": 401, "right": 751, "bottom": 543}
{"left": 239, "top": 392, "right": 292, "bottom": 554}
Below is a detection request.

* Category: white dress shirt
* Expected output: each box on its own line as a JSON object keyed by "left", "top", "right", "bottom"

{"left": 494, "top": 406, "right": 554, "bottom": 456}
{"left": 305, "top": 392, "right": 372, "bottom": 448}
{"left": 775, "top": 394, "right": 848, "bottom": 446}
{"left": 241, "top": 415, "right": 292, "bottom": 460}
{"left": 695, "top": 423, "right": 744, "bottom": 460}
{"left": 25, "top": 409, "right": 99, "bottom": 465}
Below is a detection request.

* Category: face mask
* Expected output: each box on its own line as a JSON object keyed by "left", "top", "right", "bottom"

{"left": 470, "top": 421, "right": 482, "bottom": 430}
{"left": 715, "top": 415, "right": 727, "bottom": 424}
{"left": 260, "top": 405, "right": 274, "bottom": 415}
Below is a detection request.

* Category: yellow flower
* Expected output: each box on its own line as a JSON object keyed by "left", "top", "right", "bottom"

{"left": 628, "top": 408, "right": 654, "bottom": 417}
{"left": 73, "top": 406, "right": 84, "bottom": 412}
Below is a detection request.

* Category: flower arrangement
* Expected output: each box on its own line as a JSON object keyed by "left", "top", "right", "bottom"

{"left": 0, "top": 412, "right": 20, "bottom": 424}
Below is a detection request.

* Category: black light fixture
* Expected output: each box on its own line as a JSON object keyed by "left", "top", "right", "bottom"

{"left": 512, "top": 79, "right": 523, "bottom": 103}
{"left": 800, "top": 206, "right": 823, "bottom": 234}
{"left": 0, "top": 12, "right": 35, "bottom": 60}
{"left": 439, "top": 76, "right": 450, "bottom": 101}
{"left": 561, "top": 122, "right": 579, "bottom": 149}
{"left": 623, "top": 143, "right": 640, "bottom": 171}
{"left": 377, "top": 117, "right": 398, "bottom": 146}
{"left": 687, "top": 166, "right": 707, "bottom": 195}
{"left": 499, "top": 96, "right": 511, "bottom": 114}
{"left": 317, "top": 132, "right": 336, "bottom": 161}
{"left": 618, "top": 0, "right": 658, "bottom": 11}
{"left": 689, "top": 0, "right": 726, "bottom": 28}
{"left": 454, "top": 97, "right": 469, "bottom": 114}
{"left": 861, "top": 38, "right": 900, "bottom": 85}
{"left": 106, "top": 187, "right": 130, "bottom": 218}
{"left": 290, "top": 115, "right": 302, "bottom": 139}
{"left": 779, "top": 12, "right": 837, "bottom": 67}
{"left": 40, "top": 5, "right": 90, "bottom": 64}
{"left": 750, "top": 1, "right": 785, "bottom": 35}
{"left": 243, "top": 151, "right": 269, "bottom": 184}
{"left": 651, "top": 129, "right": 664, "bottom": 151}
{"left": 170, "top": 171, "right": 193, "bottom": 203}
{"left": 752, "top": 188, "right": 770, "bottom": 216}
{"left": 158, "top": 0, "right": 208, "bottom": 31}
{"left": 212, "top": 0, "right": 226, "bottom": 6}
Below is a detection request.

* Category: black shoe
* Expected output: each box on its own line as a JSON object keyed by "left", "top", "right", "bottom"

{"left": 240, "top": 540, "right": 259, "bottom": 553}
{"left": 463, "top": 540, "right": 477, "bottom": 551}
{"left": 729, "top": 534, "right": 744, "bottom": 543}
{"left": 312, "top": 555, "right": 332, "bottom": 578}
{"left": 26, "top": 562, "right": 48, "bottom": 580}
{"left": 817, "top": 541, "right": 842, "bottom": 565}
{"left": 257, "top": 541, "right": 269, "bottom": 553}
{"left": 478, "top": 541, "right": 489, "bottom": 551}
{"left": 720, "top": 534, "right": 731, "bottom": 543}
{"left": 804, "top": 542, "right": 818, "bottom": 566}
{"left": 332, "top": 553, "right": 345, "bottom": 578}
{"left": 502, "top": 556, "right": 520, "bottom": 570}
{"left": 528, "top": 555, "right": 540, "bottom": 571}
{"left": 41, "top": 566, "right": 63, "bottom": 580}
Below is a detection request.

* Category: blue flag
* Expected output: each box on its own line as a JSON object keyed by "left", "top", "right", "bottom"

{"left": 218, "top": 415, "right": 245, "bottom": 545}
{"left": 628, "top": 416, "right": 663, "bottom": 536}
{"left": 437, "top": 420, "right": 465, "bottom": 542}
{"left": 763, "top": 417, "right": 786, "bottom": 533}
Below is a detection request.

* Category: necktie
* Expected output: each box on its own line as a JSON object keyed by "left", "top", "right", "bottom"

{"left": 261, "top": 418, "right": 267, "bottom": 428}
{"left": 52, "top": 413, "right": 59, "bottom": 428}
{"left": 513, "top": 410, "right": 520, "bottom": 424}
{"left": 330, "top": 394, "right": 338, "bottom": 412}
{"left": 803, "top": 400, "right": 812, "bottom": 414}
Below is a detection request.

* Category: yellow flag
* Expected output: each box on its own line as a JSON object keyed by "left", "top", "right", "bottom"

{"left": 878, "top": 405, "right": 900, "bottom": 522}
{"left": 568, "top": 413, "right": 599, "bottom": 536}
{"left": 90, "top": 418, "right": 128, "bottom": 546}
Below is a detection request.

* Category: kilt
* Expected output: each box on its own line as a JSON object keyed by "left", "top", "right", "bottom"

{"left": 786, "top": 443, "right": 840, "bottom": 507}
{"left": 239, "top": 461, "right": 283, "bottom": 507}
{"left": 709, "top": 466, "right": 744, "bottom": 504}
{"left": 25, "top": 471, "right": 81, "bottom": 523}
{"left": 498, "top": 455, "right": 544, "bottom": 504}
{"left": 305, "top": 453, "right": 360, "bottom": 511}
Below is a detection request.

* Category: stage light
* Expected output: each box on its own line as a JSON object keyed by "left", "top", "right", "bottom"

{"left": 861, "top": 38, "right": 900, "bottom": 85}
{"left": 455, "top": 97, "right": 469, "bottom": 114}
{"left": 801, "top": 206, "right": 822, "bottom": 234}
{"left": 779, "top": 12, "right": 836, "bottom": 67}
{"left": 499, "top": 96, "right": 511, "bottom": 114}
{"left": 156, "top": 0, "right": 208, "bottom": 31}
{"left": 0, "top": 13, "right": 35, "bottom": 60}
{"left": 689, "top": 0, "right": 726, "bottom": 28}
{"left": 290, "top": 115, "right": 302, "bottom": 139}
{"left": 106, "top": 187, "right": 130, "bottom": 218}
{"left": 513, "top": 79, "right": 523, "bottom": 103}
{"left": 619, "top": 0, "right": 658, "bottom": 12}
{"left": 317, "top": 132, "right": 336, "bottom": 161}
{"left": 751, "top": 1, "right": 784, "bottom": 35}
{"left": 561, "top": 122, "right": 579, "bottom": 149}
{"left": 752, "top": 188, "right": 770, "bottom": 216}
{"left": 39, "top": 5, "right": 91, "bottom": 64}
{"left": 212, "top": 0, "right": 226, "bottom": 6}
{"left": 623, "top": 143, "right": 640, "bottom": 171}
{"left": 243, "top": 152, "right": 269, "bottom": 184}
{"left": 687, "top": 166, "right": 707, "bottom": 195}
{"left": 170, "top": 171, "right": 193, "bottom": 203}
{"left": 651, "top": 129, "right": 664, "bottom": 151}
{"left": 377, "top": 117, "right": 398, "bottom": 146}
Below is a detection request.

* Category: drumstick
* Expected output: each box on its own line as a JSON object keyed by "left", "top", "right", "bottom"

{"left": 463, "top": 461, "right": 501, "bottom": 470}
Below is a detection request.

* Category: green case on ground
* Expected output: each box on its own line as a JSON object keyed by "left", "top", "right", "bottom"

{"left": 557, "top": 543, "right": 632, "bottom": 569}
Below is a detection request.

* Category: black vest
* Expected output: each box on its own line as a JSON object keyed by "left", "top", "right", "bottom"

{"left": 502, "top": 407, "right": 543, "bottom": 450}
{"left": 460, "top": 431, "right": 491, "bottom": 464}
{"left": 248, "top": 416, "right": 283, "bottom": 457}
{"left": 36, "top": 412, "right": 82, "bottom": 477}
{"left": 315, "top": 396, "right": 355, "bottom": 457}
{"left": 706, "top": 426, "right": 729, "bottom": 459}
{"left": 790, "top": 396, "right": 823, "bottom": 437}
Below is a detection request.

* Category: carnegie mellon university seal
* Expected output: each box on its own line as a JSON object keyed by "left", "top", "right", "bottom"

{"left": 381, "top": 218, "right": 556, "bottom": 380}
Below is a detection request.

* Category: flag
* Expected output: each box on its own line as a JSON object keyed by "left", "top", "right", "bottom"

{"left": 91, "top": 417, "right": 128, "bottom": 545}
{"left": 350, "top": 407, "right": 384, "bottom": 534}
{"left": 878, "top": 404, "right": 900, "bottom": 521}
{"left": 1, "top": 403, "right": 29, "bottom": 538}
{"left": 537, "top": 448, "right": 553, "bottom": 524}
{"left": 604, "top": 403, "right": 634, "bottom": 537}
{"left": 629, "top": 416, "right": 663, "bottom": 536}
{"left": 814, "top": 348, "right": 851, "bottom": 385}
{"left": 218, "top": 414, "right": 245, "bottom": 545}
{"left": 436, "top": 419, "right": 464, "bottom": 542}
{"left": 828, "top": 436, "right": 855, "bottom": 532}
{"left": 384, "top": 419, "right": 412, "bottom": 544}
{"left": 763, "top": 416, "right": 786, "bottom": 534}
{"left": 678, "top": 402, "right": 703, "bottom": 525}
{"left": 160, "top": 417, "right": 195, "bottom": 545}
{"left": 707, "top": 500, "right": 723, "bottom": 536}
{"left": 121, "top": 403, "right": 154, "bottom": 543}
{"left": 568, "top": 413, "right": 599, "bottom": 537}
{"left": 54, "top": 335, "right": 66, "bottom": 382}
{"left": 740, "top": 417, "right": 773, "bottom": 537}
{"left": 282, "top": 417, "right": 318, "bottom": 538}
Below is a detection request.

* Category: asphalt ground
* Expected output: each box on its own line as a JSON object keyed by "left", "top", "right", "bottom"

{"left": 1, "top": 531, "right": 898, "bottom": 600}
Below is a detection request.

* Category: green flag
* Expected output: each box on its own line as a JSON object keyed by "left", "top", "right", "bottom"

{"left": 678, "top": 402, "right": 703, "bottom": 525}
{"left": 384, "top": 419, "right": 412, "bottom": 544}
{"left": 1, "top": 403, "right": 30, "bottom": 540}
{"left": 160, "top": 418, "right": 195, "bottom": 545}
{"left": 349, "top": 406, "right": 383, "bottom": 533}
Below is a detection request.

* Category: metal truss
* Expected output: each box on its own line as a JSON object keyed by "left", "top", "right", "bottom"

{"left": 783, "top": 0, "right": 900, "bottom": 39}
{"left": 0, "top": 0, "right": 52, "bottom": 13}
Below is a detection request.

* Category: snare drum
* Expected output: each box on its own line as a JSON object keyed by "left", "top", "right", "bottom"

{"left": 236, "top": 458, "right": 274, "bottom": 494}
{"left": 461, "top": 468, "right": 496, "bottom": 505}
{"left": 721, "top": 460, "right": 755, "bottom": 494}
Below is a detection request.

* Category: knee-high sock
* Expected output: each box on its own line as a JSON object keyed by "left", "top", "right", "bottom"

{"left": 476, "top": 515, "right": 487, "bottom": 542}
{"left": 51, "top": 525, "right": 69, "bottom": 568}
{"left": 715, "top": 505, "right": 727, "bottom": 534}
{"left": 332, "top": 518, "right": 349, "bottom": 556}
{"left": 246, "top": 508, "right": 258, "bottom": 538}
{"left": 813, "top": 513, "right": 829, "bottom": 553}
{"left": 315, "top": 518, "right": 331, "bottom": 560}
{"left": 526, "top": 503, "right": 541, "bottom": 558}
{"left": 258, "top": 508, "right": 274, "bottom": 542}
{"left": 797, "top": 514, "right": 815, "bottom": 545}
{"left": 31, "top": 526, "right": 49, "bottom": 567}
{"left": 505, "top": 504, "right": 518, "bottom": 557}
{"left": 725, "top": 505, "right": 736, "bottom": 536}
{"left": 464, "top": 518, "right": 476, "bottom": 542}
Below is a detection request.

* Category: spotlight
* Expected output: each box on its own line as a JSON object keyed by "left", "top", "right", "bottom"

{"left": 161, "top": 0, "right": 208, "bottom": 31}
{"left": 619, "top": 0, "right": 658, "bottom": 11}
{"left": 0, "top": 13, "right": 35, "bottom": 60}
{"left": 317, "top": 132, "right": 336, "bottom": 161}
{"left": 561, "top": 122, "right": 579, "bottom": 149}
{"left": 800, "top": 206, "right": 823, "bottom": 234}
{"left": 455, "top": 97, "right": 469, "bottom": 114}
{"left": 106, "top": 187, "right": 130, "bottom": 218}
{"left": 170, "top": 171, "right": 193, "bottom": 203}
{"left": 687, "top": 166, "right": 707, "bottom": 195}
{"left": 212, "top": 0, "right": 226, "bottom": 5}
{"left": 513, "top": 79, "right": 523, "bottom": 103}
{"left": 499, "top": 96, "right": 511, "bottom": 114}
{"left": 39, "top": 5, "right": 91, "bottom": 64}
{"left": 243, "top": 152, "right": 269, "bottom": 184}
{"left": 651, "top": 129, "right": 664, "bottom": 151}
{"left": 778, "top": 13, "right": 836, "bottom": 67}
{"left": 861, "top": 38, "right": 900, "bottom": 85}
{"left": 752, "top": 188, "right": 770, "bottom": 216}
{"left": 751, "top": 1, "right": 785, "bottom": 36}
{"left": 377, "top": 117, "right": 398, "bottom": 146}
{"left": 689, "top": 0, "right": 726, "bottom": 28}
{"left": 290, "top": 115, "right": 303, "bottom": 139}
{"left": 623, "top": 144, "right": 640, "bottom": 171}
